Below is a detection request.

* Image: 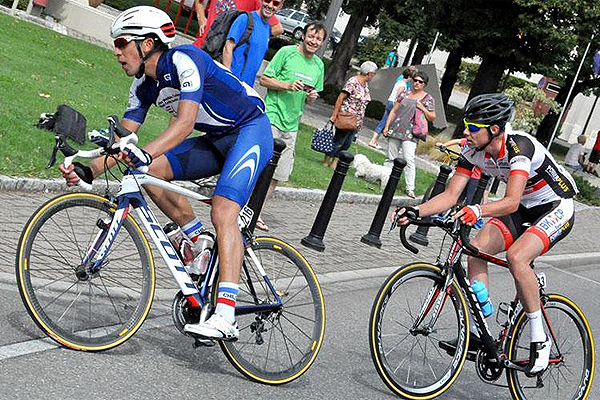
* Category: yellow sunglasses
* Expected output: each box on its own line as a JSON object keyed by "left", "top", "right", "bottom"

{"left": 463, "top": 118, "right": 490, "bottom": 133}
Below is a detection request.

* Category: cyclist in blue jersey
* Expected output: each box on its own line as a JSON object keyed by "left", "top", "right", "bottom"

{"left": 59, "top": 6, "right": 274, "bottom": 340}
{"left": 395, "top": 93, "right": 578, "bottom": 374}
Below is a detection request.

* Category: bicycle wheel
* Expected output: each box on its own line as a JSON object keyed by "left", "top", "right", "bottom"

{"left": 369, "top": 262, "right": 470, "bottom": 399}
{"left": 219, "top": 236, "right": 325, "bottom": 385}
{"left": 506, "top": 294, "right": 595, "bottom": 400}
{"left": 16, "top": 193, "right": 155, "bottom": 351}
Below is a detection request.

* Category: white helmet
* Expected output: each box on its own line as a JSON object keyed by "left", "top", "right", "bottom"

{"left": 110, "top": 6, "right": 176, "bottom": 45}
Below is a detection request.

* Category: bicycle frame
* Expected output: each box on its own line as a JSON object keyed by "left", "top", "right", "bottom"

{"left": 83, "top": 170, "right": 283, "bottom": 318}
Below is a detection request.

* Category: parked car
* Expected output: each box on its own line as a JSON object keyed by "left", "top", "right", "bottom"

{"left": 276, "top": 8, "right": 312, "bottom": 40}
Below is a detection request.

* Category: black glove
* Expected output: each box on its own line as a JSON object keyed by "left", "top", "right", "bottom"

{"left": 73, "top": 162, "right": 94, "bottom": 184}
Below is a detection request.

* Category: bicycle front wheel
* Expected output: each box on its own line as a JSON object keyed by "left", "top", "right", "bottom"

{"left": 219, "top": 236, "right": 325, "bottom": 385}
{"left": 369, "top": 262, "right": 470, "bottom": 399}
{"left": 506, "top": 294, "right": 595, "bottom": 400}
{"left": 16, "top": 193, "right": 155, "bottom": 351}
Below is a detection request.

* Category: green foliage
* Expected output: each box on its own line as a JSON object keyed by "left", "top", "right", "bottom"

{"left": 356, "top": 37, "right": 389, "bottom": 68}
{"left": 103, "top": 0, "right": 137, "bottom": 10}
{"left": 505, "top": 86, "right": 560, "bottom": 133}
{"left": 572, "top": 175, "right": 600, "bottom": 206}
{"left": 265, "top": 36, "right": 291, "bottom": 62}
{"left": 365, "top": 100, "right": 386, "bottom": 120}
{"left": 456, "top": 61, "right": 478, "bottom": 87}
{"left": 320, "top": 84, "right": 341, "bottom": 106}
{"left": 0, "top": 0, "right": 28, "bottom": 9}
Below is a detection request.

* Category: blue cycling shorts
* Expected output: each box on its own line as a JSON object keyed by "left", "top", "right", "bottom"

{"left": 165, "top": 114, "right": 274, "bottom": 208}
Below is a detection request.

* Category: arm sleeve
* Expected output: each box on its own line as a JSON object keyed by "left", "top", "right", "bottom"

{"left": 226, "top": 14, "right": 248, "bottom": 44}
{"left": 123, "top": 78, "right": 152, "bottom": 124}
{"left": 172, "top": 50, "right": 204, "bottom": 103}
{"left": 456, "top": 154, "right": 475, "bottom": 177}
{"left": 507, "top": 135, "right": 534, "bottom": 177}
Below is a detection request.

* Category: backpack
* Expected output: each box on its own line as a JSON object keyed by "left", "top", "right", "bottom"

{"left": 201, "top": 10, "right": 254, "bottom": 74}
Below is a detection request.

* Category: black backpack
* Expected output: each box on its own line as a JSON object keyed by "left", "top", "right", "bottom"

{"left": 202, "top": 10, "right": 254, "bottom": 74}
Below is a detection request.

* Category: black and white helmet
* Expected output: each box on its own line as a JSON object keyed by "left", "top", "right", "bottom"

{"left": 463, "top": 93, "right": 514, "bottom": 127}
{"left": 110, "top": 6, "right": 176, "bottom": 45}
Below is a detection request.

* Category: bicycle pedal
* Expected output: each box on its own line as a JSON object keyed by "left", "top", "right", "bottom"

{"left": 193, "top": 337, "right": 216, "bottom": 348}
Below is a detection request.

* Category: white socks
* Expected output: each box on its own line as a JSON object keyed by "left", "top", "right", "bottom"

{"left": 527, "top": 310, "right": 546, "bottom": 343}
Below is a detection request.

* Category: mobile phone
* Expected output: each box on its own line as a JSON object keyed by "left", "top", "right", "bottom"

{"left": 302, "top": 83, "right": 315, "bottom": 92}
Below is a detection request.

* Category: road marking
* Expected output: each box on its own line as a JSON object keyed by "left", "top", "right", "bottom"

{"left": 545, "top": 265, "right": 600, "bottom": 286}
{"left": 0, "top": 315, "right": 173, "bottom": 361}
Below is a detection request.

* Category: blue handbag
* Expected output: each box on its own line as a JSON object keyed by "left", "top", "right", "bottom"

{"left": 311, "top": 122, "right": 334, "bottom": 154}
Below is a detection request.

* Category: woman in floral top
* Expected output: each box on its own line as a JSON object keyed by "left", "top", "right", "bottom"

{"left": 324, "top": 61, "right": 378, "bottom": 168}
{"left": 383, "top": 70, "right": 436, "bottom": 198}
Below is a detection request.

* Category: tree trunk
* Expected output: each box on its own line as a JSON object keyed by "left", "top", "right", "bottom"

{"left": 402, "top": 38, "right": 417, "bottom": 67}
{"left": 452, "top": 53, "right": 507, "bottom": 138}
{"left": 411, "top": 39, "right": 430, "bottom": 66}
{"left": 324, "top": 12, "right": 368, "bottom": 87}
{"left": 440, "top": 46, "right": 463, "bottom": 109}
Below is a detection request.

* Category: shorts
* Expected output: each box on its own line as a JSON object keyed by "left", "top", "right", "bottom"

{"left": 589, "top": 149, "right": 600, "bottom": 164}
{"left": 271, "top": 125, "right": 297, "bottom": 182}
{"left": 164, "top": 114, "right": 273, "bottom": 208}
{"left": 487, "top": 198, "right": 574, "bottom": 255}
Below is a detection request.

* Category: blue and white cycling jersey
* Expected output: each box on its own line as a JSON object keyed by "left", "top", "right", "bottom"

{"left": 123, "top": 44, "right": 265, "bottom": 133}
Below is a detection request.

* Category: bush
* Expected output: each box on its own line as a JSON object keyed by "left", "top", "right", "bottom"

{"left": 320, "top": 84, "right": 340, "bottom": 105}
{"left": 365, "top": 100, "right": 386, "bottom": 120}
{"left": 572, "top": 175, "right": 600, "bottom": 206}
{"left": 457, "top": 61, "right": 478, "bottom": 87}
{"left": 265, "top": 36, "right": 290, "bottom": 61}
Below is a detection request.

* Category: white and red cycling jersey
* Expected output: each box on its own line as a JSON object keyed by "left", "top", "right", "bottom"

{"left": 456, "top": 124, "right": 578, "bottom": 209}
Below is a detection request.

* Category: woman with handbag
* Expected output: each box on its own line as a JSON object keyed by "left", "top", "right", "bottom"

{"left": 382, "top": 70, "right": 436, "bottom": 198}
{"left": 323, "top": 61, "right": 378, "bottom": 168}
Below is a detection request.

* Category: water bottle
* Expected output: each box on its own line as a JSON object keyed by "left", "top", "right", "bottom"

{"left": 188, "top": 231, "right": 215, "bottom": 276}
{"left": 164, "top": 222, "right": 194, "bottom": 266}
{"left": 471, "top": 280, "right": 494, "bottom": 318}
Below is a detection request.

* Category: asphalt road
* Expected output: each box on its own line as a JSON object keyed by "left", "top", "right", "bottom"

{"left": 1, "top": 261, "right": 598, "bottom": 400}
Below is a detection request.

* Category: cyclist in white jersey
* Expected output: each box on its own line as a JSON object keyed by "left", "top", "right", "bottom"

{"left": 59, "top": 6, "right": 274, "bottom": 340}
{"left": 395, "top": 93, "right": 578, "bottom": 374}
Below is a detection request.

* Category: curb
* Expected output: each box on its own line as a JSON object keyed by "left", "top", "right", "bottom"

{"left": 0, "top": 175, "right": 421, "bottom": 206}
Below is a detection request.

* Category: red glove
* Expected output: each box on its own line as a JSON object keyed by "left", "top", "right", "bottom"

{"left": 460, "top": 204, "right": 482, "bottom": 226}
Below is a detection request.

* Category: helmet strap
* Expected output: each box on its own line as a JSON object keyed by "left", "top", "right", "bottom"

{"left": 475, "top": 125, "right": 500, "bottom": 152}
{"left": 134, "top": 39, "right": 159, "bottom": 79}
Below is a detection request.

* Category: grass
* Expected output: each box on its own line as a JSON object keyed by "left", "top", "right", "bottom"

{"left": 0, "top": 12, "right": 436, "bottom": 195}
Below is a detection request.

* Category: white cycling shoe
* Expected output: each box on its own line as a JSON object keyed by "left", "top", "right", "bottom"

{"left": 184, "top": 313, "right": 239, "bottom": 341}
{"left": 527, "top": 335, "right": 551, "bottom": 374}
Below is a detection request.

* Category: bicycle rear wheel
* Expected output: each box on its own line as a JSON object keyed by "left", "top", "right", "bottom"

{"left": 219, "top": 237, "right": 325, "bottom": 385}
{"left": 16, "top": 193, "right": 155, "bottom": 351}
{"left": 506, "top": 294, "right": 595, "bottom": 400}
{"left": 369, "top": 262, "right": 470, "bottom": 399}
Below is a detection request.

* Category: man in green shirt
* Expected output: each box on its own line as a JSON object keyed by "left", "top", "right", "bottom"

{"left": 255, "top": 21, "right": 326, "bottom": 231}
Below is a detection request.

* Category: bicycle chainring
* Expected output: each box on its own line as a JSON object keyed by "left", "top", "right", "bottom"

{"left": 476, "top": 349, "right": 504, "bottom": 382}
{"left": 171, "top": 290, "right": 200, "bottom": 336}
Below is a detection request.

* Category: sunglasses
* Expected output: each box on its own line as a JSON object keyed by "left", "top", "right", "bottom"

{"left": 263, "top": 0, "right": 281, "bottom": 6}
{"left": 413, "top": 78, "right": 425, "bottom": 84}
{"left": 113, "top": 36, "right": 144, "bottom": 49}
{"left": 463, "top": 118, "right": 490, "bottom": 133}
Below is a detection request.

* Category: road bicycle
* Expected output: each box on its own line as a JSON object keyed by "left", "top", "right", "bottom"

{"left": 15, "top": 115, "right": 325, "bottom": 385}
{"left": 368, "top": 182, "right": 594, "bottom": 399}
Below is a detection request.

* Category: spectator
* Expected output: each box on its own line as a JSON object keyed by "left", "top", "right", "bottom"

{"left": 194, "top": 0, "right": 283, "bottom": 48}
{"left": 585, "top": 131, "right": 600, "bottom": 176}
{"left": 254, "top": 21, "right": 326, "bottom": 231}
{"left": 564, "top": 134, "right": 587, "bottom": 171}
{"left": 324, "top": 61, "right": 378, "bottom": 169}
{"left": 368, "top": 66, "right": 416, "bottom": 150}
{"left": 221, "top": 0, "right": 282, "bottom": 85}
{"left": 382, "top": 70, "right": 436, "bottom": 198}
{"left": 383, "top": 49, "right": 398, "bottom": 69}
{"left": 193, "top": 0, "right": 208, "bottom": 38}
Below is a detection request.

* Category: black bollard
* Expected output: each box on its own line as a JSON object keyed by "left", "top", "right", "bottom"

{"left": 489, "top": 176, "right": 500, "bottom": 195}
{"left": 245, "top": 138, "right": 286, "bottom": 233}
{"left": 461, "top": 172, "right": 491, "bottom": 238}
{"left": 301, "top": 151, "right": 355, "bottom": 252}
{"left": 360, "top": 157, "right": 407, "bottom": 248}
{"left": 409, "top": 165, "right": 453, "bottom": 246}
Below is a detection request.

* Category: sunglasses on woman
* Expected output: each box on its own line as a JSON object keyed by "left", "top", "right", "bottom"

{"left": 413, "top": 78, "right": 425, "bottom": 84}
{"left": 463, "top": 118, "right": 490, "bottom": 133}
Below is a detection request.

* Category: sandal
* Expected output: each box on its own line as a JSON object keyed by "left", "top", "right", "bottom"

{"left": 255, "top": 218, "right": 269, "bottom": 232}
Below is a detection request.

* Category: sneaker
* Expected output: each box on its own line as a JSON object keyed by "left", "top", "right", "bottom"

{"left": 184, "top": 313, "right": 239, "bottom": 341}
{"left": 439, "top": 334, "right": 483, "bottom": 361}
{"left": 527, "top": 335, "right": 551, "bottom": 374}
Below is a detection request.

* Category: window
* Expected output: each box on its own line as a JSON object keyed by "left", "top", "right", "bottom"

{"left": 290, "top": 12, "right": 305, "bottom": 22}
{"left": 277, "top": 9, "right": 293, "bottom": 17}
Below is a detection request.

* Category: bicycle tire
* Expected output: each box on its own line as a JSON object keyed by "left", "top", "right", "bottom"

{"left": 218, "top": 236, "right": 325, "bottom": 385}
{"left": 16, "top": 193, "right": 155, "bottom": 351}
{"left": 369, "top": 262, "right": 470, "bottom": 399}
{"left": 506, "top": 294, "right": 595, "bottom": 400}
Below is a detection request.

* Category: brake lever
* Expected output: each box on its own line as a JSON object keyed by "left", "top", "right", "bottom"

{"left": 46, "top": 142, "right": 59, "bottom": 169}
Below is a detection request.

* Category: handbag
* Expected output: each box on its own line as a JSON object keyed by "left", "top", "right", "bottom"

{"left": 311, "top": 122, "right": 334, "bottom": 154}
{"left": 412, "top": 108, "right": 429, "bottom": 141}
{"left": 334, "top": 112, "right": 357, "bottom": 131}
